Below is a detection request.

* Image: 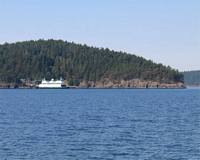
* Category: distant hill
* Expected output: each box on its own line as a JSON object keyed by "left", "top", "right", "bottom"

{"left": 0, "top": 40, "right": 183, "bottom": 87}
{"left": 183, "top": 71, "right": 200, "bottom": 86}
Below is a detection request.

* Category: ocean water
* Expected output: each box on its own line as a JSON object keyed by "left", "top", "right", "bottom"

{"left": 0, "top": 89, "right": 200, "bottom": 160}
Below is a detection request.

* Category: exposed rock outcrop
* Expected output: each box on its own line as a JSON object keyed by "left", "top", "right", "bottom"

{"left": 79, "top": 79, "right": 185, "bottom": 89}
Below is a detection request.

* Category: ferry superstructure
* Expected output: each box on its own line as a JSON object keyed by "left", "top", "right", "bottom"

{"left": 38, "top": 79, "right": 64, "bottom": 88}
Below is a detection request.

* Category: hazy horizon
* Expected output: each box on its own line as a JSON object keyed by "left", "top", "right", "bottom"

{"left": 0, "top": 0, "right": 199, "bottom": 71}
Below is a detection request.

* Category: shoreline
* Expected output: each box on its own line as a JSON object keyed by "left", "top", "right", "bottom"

{"left": 0, "top": 80, "right": 186, "bottom": 89}
{"left": 0, "top": 86, "right": 186, "bottom": 89}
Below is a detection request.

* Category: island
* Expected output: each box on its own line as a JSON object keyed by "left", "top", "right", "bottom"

{"left": 0, "top": 39, "right": 185, "bottom": 89}
{"left": 183, "top": 70, "right": 200, "bottom": 88}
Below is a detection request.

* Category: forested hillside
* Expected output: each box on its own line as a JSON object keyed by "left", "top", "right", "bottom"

{"left": 0, "top": 40, "right": 183, "bottom": 85}
{"left": 183, "top": 71, "right": 200, "bottom": 86}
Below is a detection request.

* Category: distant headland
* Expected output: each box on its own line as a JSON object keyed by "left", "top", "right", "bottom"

{"left": 0, "top": 39, "right": 185, "bottom": 89}
{"left": 183, "top": 70, "right": 200, "bottom": 87}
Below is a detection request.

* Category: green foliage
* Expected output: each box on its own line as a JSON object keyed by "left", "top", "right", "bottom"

{"left": 0, "top": 39, "right": 183, "bottom": 83}
{"left": 68, "top": 79, "right": 74, "bottom": 86}
{"left": 73, "top": 79, "right": 80, "bottom": 86}
{"left": 68, "top": 78, "right": 80, "bottom": 86}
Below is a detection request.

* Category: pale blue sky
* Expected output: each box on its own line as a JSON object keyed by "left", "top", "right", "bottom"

{"left": 0, "top": 0, "right": 199, "bottom": 71}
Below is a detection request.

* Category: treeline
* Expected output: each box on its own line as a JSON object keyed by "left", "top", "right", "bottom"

{"left": 0, "top": 39, "right": 183, "bottom": 84}
{"left": 183, "top": 71, "right": 200, "bottom": 86}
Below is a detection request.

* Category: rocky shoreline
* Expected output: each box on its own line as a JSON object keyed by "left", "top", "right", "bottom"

{"left": 0, "top": 79, "right": 185, "bottom": 89}
{"left": 79, "top": 79, "right": 185, "bottom": 89}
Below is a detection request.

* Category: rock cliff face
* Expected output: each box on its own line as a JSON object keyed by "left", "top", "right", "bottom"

{"left": 78, "top": 79, "right": 185, "bottom": 89}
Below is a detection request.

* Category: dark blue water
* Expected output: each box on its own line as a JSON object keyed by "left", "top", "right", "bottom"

{"left": 0, "top": 89, "right": 200, "bottom": 160}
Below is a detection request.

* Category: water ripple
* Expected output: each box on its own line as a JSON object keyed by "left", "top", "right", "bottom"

{"left": 0, "top": 89, "right": 199, "bottom": 159}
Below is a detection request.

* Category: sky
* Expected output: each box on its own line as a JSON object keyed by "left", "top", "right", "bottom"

{"left": 0, "top": 0, "right": 199, "bottom": 71}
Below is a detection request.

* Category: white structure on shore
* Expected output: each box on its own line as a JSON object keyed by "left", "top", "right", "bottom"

{"left": 38, "top": 78, "right": 64, "bottom": 88}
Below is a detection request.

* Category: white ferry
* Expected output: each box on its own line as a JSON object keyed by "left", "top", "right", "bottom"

{"left": 38, "top": 78, "right": 65, "bottom": 88}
